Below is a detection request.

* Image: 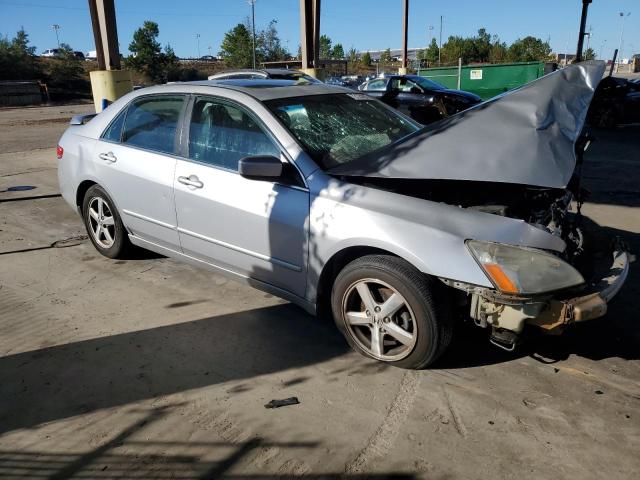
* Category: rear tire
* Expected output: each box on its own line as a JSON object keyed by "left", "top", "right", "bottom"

{"left": 331, "top": 255, "right": 453, "bottom": 369}
{"left": 82, "top": 184, "right": 131, "bottom": 259}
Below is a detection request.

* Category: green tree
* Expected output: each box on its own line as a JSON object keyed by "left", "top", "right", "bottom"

{"left": 258, "top": 20, "right": 289, "bottom": 61}
{"left": 331, "top": 43, "right": 344, "bottom": 59}
{"left": 0, "top": 28, "right": 42, "bottom": 80}
{"left": 440, "top": 35, "right": 477, "bottom": 64}
{"left": 124, "top": 21, "right": 177, "bottom": 82}
{"left": 489, "top": 37, "right": 508, "bottom": 63}
{"left": 418, "top": 38, "right": 439, "bottom": 66}
{"left": 361, "top": 51, "right": 372, "bottom": 66}
{"left": 379, "top": 48, "right": 392, "bottom": 64}
{"left": 127, "top": 21, "right": 161, "bottom": 71}
{"left": 319, "top": 34, "right": 332, "bottom": 59}
{"left": 583, "top": 47, "right": 596, "bottom": 60}
{"left": 219, "top": 23, "right": 253, "bottom": 68}
{"left": 474, "top": 28, "right": 492, "bottom": 62}
{"left": 347, "top": 47, "right": 357, "bottom": 63}
{"left": 507, "top": 36, "right": 551, "bottom": 62}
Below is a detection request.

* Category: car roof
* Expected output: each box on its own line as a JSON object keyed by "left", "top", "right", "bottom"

{"left": 212, "top": 68, "right": 307, "bottom": 76}
{"left": 159, "top": 79, "right": 351, "bottom": 101}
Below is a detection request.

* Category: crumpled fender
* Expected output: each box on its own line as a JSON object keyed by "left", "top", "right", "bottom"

{"left": 306, "top": 175, "right": 566, "bottom": 300}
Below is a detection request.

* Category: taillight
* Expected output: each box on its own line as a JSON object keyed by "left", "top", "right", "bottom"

{"left": 56, "top": 145, "right": 64, "bottom": 159}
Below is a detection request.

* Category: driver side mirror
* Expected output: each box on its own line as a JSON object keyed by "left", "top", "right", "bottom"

{"left": 238, "top": 155, "right": 283, "bottom": 179}
{"left": 410, "top": 87, "right": 422, "bottom": 94}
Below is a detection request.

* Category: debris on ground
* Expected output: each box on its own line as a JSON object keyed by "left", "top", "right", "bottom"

{"left": 264, "top": 397, "right": 300, "bottom": 409}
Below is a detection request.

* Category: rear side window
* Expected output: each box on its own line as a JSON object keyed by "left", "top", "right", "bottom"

{"left": 101, "top": 109, "right": 126, "bottom": 142}
{"left": 364, "top": 79, "right": 388, "bottom": 91}
{"left": 121, "top": 96, "right": 185, "bottom": 154}
{"left": 188, "top": 98, "right": 280, "bottom": 170}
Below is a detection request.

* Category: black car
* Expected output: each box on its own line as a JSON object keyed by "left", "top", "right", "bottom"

{"left": 587, "top": 76, "right": 640, "bottom": 127}
{"left": 359, "top": 75, "right": 482, "bottom": 124}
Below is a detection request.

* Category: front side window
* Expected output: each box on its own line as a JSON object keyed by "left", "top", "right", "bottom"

{"left": 188, "top": 98, "right": 280, "bottom": 170}
{"left": 266, "top": 93, "right": 420, "bottom": 169}
{"left": 121, "top": 96, "right": 185, "bottom": 154}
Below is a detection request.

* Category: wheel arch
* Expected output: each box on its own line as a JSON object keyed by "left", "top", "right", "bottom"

{"left": 315, "top": 245, "right": 422, "bottom": 320}
{"left": 76, "top": 179, "right": 97, "bottom": 210}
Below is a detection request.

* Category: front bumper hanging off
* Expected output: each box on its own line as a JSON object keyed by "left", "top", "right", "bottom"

{"left": 529, "top": 241, "right": 630, "bottom": 332}
{"left": 464, "top": 238, "right": 631, "bottom": 346}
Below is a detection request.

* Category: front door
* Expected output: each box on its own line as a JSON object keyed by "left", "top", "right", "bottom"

{"left": 173, "top": 96, "right": 309, "bottom": 297}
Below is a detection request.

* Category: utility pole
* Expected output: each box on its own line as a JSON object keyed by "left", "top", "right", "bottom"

{"left": 87, "top": 0, "right": 131, "bottom": 113}
{"left": 52, "top": 24, "right": 61, "bottom": 48}
{"left": 248, "top": 0, "right": 257, "bottom": 69}
{"left": 575, "top": 0, "right": 591, "bottom": 62}
{"left": 438, "top": 15, "right": 442, "bottom": 65}
{"left": 400, "top": 0, "right": 408, "bottom": 74}
{"left": 196, "top": 33, "right": 201, "bottom": 58}
{"left": 598, "top": 39, "right": 606, "bottom": 60}
{"left": 617, "top": 11, "right": 631, "bottom": 72}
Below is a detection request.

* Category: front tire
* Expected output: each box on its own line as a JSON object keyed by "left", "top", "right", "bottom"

{"left": 331, "top": 255, "right": 452, "bottom": 369}
{"left": 82, "top": 184, "right": 130, "bottom": 259}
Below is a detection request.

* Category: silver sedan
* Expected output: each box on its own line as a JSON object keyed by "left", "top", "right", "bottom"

{"left": 58, "top": 66, "right": 628, "bottom": 368}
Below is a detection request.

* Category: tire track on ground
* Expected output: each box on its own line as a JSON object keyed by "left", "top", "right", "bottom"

{"left": 344, "top": 370, "right": 421, "bottom": 474}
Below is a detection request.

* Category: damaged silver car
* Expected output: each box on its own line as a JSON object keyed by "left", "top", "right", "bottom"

{"left": 58, "top": 61, "right": 629, "bottom": 369}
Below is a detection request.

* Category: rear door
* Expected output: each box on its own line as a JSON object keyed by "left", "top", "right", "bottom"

{"left": 93, "top": 95, "right": 186, "bottom": 250}
{"left": 173, "top": 96, "right": 309, "bottom": 297}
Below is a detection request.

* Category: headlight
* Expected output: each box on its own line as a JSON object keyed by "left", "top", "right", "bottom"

{"left": 466, "top": 240, "right": 584, "bottom": 295}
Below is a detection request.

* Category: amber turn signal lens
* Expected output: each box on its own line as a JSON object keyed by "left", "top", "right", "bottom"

{"left": 483, "top": 263, "right": 519, "bottom": 294}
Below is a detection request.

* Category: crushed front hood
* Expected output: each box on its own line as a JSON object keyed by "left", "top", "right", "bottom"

{"left": 330, "top": 61, "right": 606, "bottom": 189}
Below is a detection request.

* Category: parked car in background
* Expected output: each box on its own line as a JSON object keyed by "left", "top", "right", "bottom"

{"left": 359, "top": 74, "right": 482, "bottom": 124}
{"left": 85, "top": 50, "right": 97, "bottom": 60}
{"left": 41, "top": 48, "right": 62, "bottom": 57}
{"left": 325, "top": 76, "right": 347, "bottom": 86}
{"left": 587, "top": 76, "right": 640, "bottom": 127}
{"left": 208, "top": 68, "right": 322, "bottom": 84}
{"left": 57, "top": 63, "right": 628, "bottom": 369}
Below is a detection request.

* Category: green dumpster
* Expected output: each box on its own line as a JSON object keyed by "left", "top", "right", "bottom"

{"left": 418, "top": 61, "right": 545, "bottom": 100}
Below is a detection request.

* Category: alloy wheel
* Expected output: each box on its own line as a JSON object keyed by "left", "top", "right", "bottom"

{"left": 87, "top": 196, "right": 116, "bottom": 249}
{"left": 341, "top": 278, "right": 418, "bottom": 361}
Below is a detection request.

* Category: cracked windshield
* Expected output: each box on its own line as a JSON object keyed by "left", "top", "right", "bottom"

{"left": 266, "top": 93, "right": 419, "bottom": 169}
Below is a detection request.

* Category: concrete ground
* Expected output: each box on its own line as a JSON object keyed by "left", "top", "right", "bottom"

{"left": 0, "top": 104, "right": 638, "bottom": 480}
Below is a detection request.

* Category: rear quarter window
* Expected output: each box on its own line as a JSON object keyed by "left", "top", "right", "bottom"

{"left": 101, "top": 109, "right": 126, "bottom": 143}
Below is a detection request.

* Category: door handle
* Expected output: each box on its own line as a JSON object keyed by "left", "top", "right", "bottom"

{"left": 99, "top": 152, "right": 117, "bottom": 163}
{"left": 177, "top": 175, "right": 204, "bottom": 189}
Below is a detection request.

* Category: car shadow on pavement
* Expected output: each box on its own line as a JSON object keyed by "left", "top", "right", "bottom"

{"left": 0, "top": 304, "right": 349, "bottom": 436}
{"left": 581, "top": 125, "right": 640, "bottom": 208}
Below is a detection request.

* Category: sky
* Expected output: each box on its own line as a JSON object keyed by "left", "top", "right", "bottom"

{"left": 0, "top": 0, "right": 638, "bottom": 61}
